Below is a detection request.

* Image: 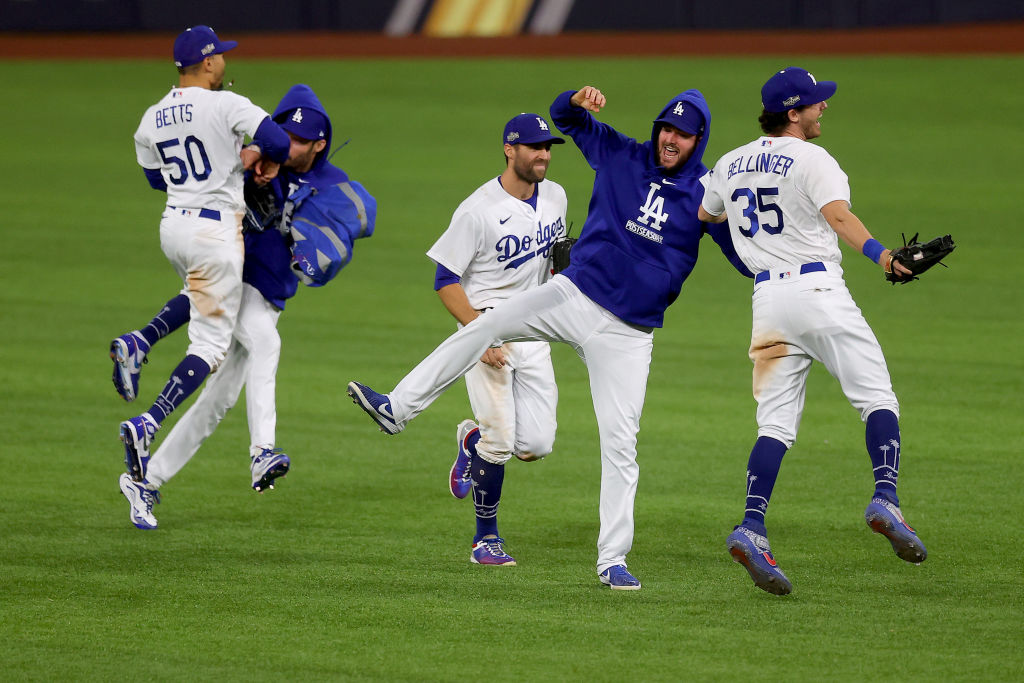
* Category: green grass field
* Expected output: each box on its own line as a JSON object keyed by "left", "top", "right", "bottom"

{"left": 1, "top": 55, "right": 1022, "bottom": 681}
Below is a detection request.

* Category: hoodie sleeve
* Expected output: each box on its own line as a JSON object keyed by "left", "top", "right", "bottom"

{"left": 550, "top": 90, "right": 635, "bottom": 172}
{"left": 703, "top": 221, "right": 754, "bottom": 279}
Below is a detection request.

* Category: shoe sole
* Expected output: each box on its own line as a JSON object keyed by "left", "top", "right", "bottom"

{"left": 110, "top": 338, "right": 137, "bottom": 402}
{"left": 119, "top": 475, "right": 157, "bottom": 530}
{"left": 346, "top": 382, "right": 400, "bottom": 435}
{"left": 727, "top": 539, "right": 792, "bottom": 595}
{"left": 470, "top": 556, "right": 517, "bottom": 566}
{"left": 120, "top": 422, "right": 148, "bottom": 482}
{"left": 600, "top": 579, "right": 641, "bottom": 591}
{"left": 866, "top": 512, "right": 927, "bottom": 564}
{"left": 253, "top": 461, "right": 290, "bottom": 493}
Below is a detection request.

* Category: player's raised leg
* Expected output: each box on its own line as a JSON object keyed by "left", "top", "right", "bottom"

{"left": 347, "top": 277, "right": 573, "bottom": 434}
{"left": 110, "top": 294, "right": 191, "bottom": 402}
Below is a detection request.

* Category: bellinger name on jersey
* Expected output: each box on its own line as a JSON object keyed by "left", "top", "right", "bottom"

{"left": 727, "top": 152, "right": 795, "bottom": 180}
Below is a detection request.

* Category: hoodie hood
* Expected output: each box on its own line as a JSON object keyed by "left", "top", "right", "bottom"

{"left": 272, "top": 84, "right": 333, "bottom": 171}
{"left": 649, "top": 89, "right": 711, "bottom": 177}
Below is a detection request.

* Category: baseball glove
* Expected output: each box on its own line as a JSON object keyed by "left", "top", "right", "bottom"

{"left": 242, "top": 178, "right": 281, "bottom": 233}
{"left": 885, "top": 233, "right": 955, "bottom": 284}
{"left": 550, "top": 235, "right": 577, "bottom": 275}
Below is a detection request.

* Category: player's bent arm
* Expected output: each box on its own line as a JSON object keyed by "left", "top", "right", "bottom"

{"left": 698, "top": 206, "right": 727, "bottom": 224}
{"left": 142, "top": 167, "right": 167, "bottom": 192}
{"left": 250, "top": 117, "right": 291, "bottom": 164}
{"left": 436, "top": 282, "right": 479, "bottom": 326}
{"left": 436, "top": 282, "right": 506, "bottom": 368}
{"left": 821, "top": 200, "right": 911, "bottom": 276}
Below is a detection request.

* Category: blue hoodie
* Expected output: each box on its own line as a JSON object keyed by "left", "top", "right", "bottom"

{"left": 550, "top": 89, "right": 750, "bottom": 328}
{"left": 243, "top": 84, "right": 351, "bottom": 309}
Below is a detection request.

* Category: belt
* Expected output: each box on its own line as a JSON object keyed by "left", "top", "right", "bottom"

{"left": 754, "top": 261, "right": 826, "bottom": 284}
{"left": 168, "top": 206, "right": 221, "bottom": 221}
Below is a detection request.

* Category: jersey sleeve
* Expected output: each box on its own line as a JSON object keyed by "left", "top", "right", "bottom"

{"left": 133, "top": 113, "right": 161, "bottom": 169}
{"left": 803, "top": 149, "right": 850, "bottom": 210}
{"left": 699, "top": 168, "right": 726, "bottom": 216}
{"left": 426, "top": 203, "right": 484, "bottom": 277}
{"left": 220, "top": 92, "right": 273, "bottom": 141}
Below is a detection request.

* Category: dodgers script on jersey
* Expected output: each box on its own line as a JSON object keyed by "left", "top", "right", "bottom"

{"left": 701, "top": 136, "right": 850, "bottom": 272}
{"left": 427, "top": 177, "right": 568, "bottom": 310}
{"left": 134, "top": 87, "right": 270, "bottom": 212}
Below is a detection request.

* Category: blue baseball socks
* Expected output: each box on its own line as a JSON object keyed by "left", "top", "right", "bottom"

{"left": 146, "top": 354, "right": 211, "bottom": 425}
{"left": 467, "top": 429, "right": 505, "bottom": 542}
{"left": 865, "top": 409, "right": 901, "bottom": 506}
{"left": 739, "top": 436, "right": 788, "bottom": 534}
{"left": 137, "top": 294, "right": 190, "bottom": 349}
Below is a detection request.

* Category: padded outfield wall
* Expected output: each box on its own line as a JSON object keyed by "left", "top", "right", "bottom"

{"left": 3, "top": 0, "right": 1024, "bottom": 34}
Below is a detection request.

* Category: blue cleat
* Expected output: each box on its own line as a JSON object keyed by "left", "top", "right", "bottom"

{"left": 449, "top": 419, "right": 477, "bottom": 499}
{"left": 865, "top": 497, "right": 927, "bottom": 564}
{"left": 251, "top": 447, "right": 291, "bottom": 493}
{"left": 119, "top": 472, "right": 160, "bottom": 530}
{"left": 110, "top": 332, "right": 150, "bottom": 402}
{"left": 346, "top": 381, "right": 401, "bottom": 434}
{"left": 727, "top": 525, "right": 792, "bottom": 595}
{"left": 471, "top": 536, "right": 517, "bottom": 566}
{"left": 599, "top": 564, "right": 641, "bottom": 590}
{"left": 120, "top": 413, "right": 159, "bottom": 481}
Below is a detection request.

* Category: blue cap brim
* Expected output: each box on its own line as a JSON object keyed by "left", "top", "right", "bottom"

{"left": 813, "top": 81, "right": 837, "bottom": 104}
{"left": 509, "top": 135, "right": 565, "bottom": 145}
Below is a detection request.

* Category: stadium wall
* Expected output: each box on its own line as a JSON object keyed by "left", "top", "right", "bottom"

{"left": 3, "top": 0, "right": 1024, "bottom": 34}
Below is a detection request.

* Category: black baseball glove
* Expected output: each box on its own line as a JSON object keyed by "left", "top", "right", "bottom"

{"left": 885, "top": 233, "right": 956, "bottom": 284}
{"left": 242, "top": 177, "right": 282, "bottom": 233}
{"left": 550, "top": 235, "right": 577, "bottom": 274}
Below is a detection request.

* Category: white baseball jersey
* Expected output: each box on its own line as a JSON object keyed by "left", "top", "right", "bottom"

{"left": 701, "top": 136, "right": 850, "bottom": 272}
{"left": 135, "top": 87, "right": 269, "bottom": 213}
{"left": 427, "top": 177, "right": 568, "bottom": 310}
{"left": 702, "top": 135, "right": 897, "bottom": 448}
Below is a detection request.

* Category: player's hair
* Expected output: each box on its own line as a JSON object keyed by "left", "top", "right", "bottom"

{"left": 177, "top": 62, "right": 204, "bottom": 77}
{"left": 759, "top": 105, "right": 812, "bottom": 135}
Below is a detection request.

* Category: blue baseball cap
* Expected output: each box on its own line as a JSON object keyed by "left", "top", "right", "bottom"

{"left": 761, "top": 66, "right": 837, "bottom": 113}
{"left": 277, "top": 107, "right": 328, "bottom": 141}
{"left": 653, "top": 100, "right": 705, "bottom": 136}
{"left": 173, "top": 25, "right": 238, "bottom": 68}
{"left": 503, "top": 113, "right": 564, "bottom": 146}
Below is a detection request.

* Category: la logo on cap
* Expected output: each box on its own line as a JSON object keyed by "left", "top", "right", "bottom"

{"left": 292, "top": 108, "right": 303, "bottom": 123}
{"left": 673, "top": 102, "right": 684, "bottom": 115}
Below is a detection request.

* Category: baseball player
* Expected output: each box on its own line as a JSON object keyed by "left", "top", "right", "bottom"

{"left": 114, "top": 25, "right": 290, "bottom": 489}
{"left": 434, "top": 113, "right": 566, "bottom": 565}
{"left": 116, "top": 84, "right": 376, "bottom": 529}
{"left": 698, "top": 67, "right": 927, "bottom": 595}
{"left": 348, "top": 86, "right": 751, "bottom": 589}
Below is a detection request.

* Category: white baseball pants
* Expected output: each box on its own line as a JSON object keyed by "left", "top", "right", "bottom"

{"left": 465, "top": 339, "right": 557, "bottom": 465}
{"left": 748, "top": 262, "right": 900, "bottom": 448}
{"left": 389, "top": 275, "right": 653, "bottom": 573}
{"left": 159, "top": 208, "right": 244, "bottom": 371}
{"left": 146, "top": 283, "right": 282, "bottom": 488}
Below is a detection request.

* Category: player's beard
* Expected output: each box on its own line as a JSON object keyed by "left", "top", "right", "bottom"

{"left": 513, "top": 157, "right": 547, "bottom": 185}
{"left": 658, "top": 143, "right": 691, "bottom": 173}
